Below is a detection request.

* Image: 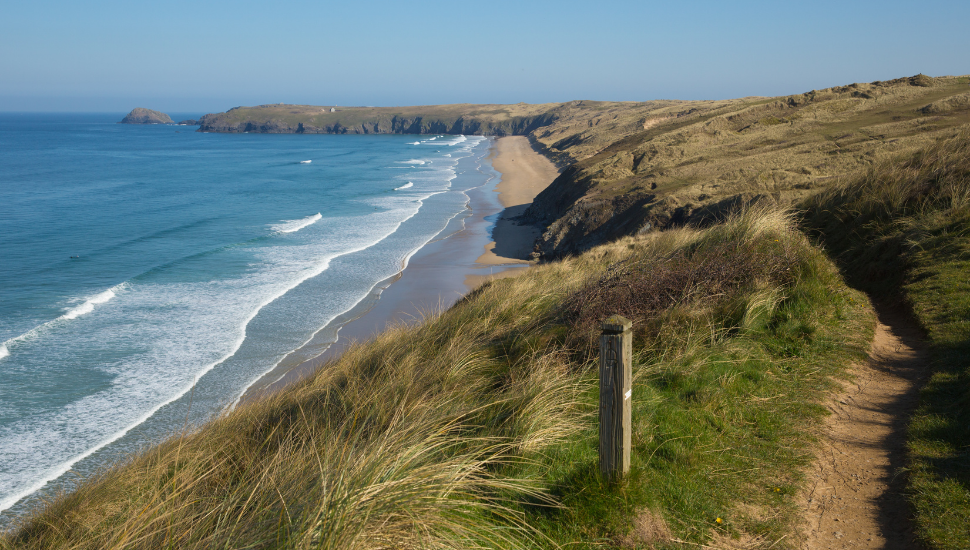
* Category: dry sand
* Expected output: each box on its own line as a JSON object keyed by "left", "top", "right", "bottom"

{"left": 473, "top": 136, "right": 560, "bottom": 267}
{"left": 799, "top": 306, "right": 928, "bottom": 549}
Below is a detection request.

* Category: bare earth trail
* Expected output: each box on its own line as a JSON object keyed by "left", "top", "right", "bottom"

{"left": 800, "top": 306, "right": 929, "bottom": 549}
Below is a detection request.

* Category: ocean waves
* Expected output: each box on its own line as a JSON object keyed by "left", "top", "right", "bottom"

{"left": 60, "top": 288, "right": 120, "bottom": 320}
{"left": 0, "top": 127, "right": 491, "bottom": 519}
{"left": 0, "top": 284, "right": 127, "bottom": 363}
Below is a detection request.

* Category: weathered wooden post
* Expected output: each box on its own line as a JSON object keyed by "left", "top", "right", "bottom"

{"left": 599, "top": 315, "right": 632, "bottom": 480}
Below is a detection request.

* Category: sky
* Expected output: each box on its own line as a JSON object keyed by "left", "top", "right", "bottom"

{"left": 1, "top": 0, "right": 968, "bottom": 113}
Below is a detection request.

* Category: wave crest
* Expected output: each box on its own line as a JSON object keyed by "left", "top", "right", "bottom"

{"left": 60, "top": 289, "right": 119, "bottom": 321}
{"left": 272, "top": 213, "right": 323, "bottom": 234}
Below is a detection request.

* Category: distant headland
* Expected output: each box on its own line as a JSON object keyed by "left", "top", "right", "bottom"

{"left": 195, "top": 103, "right": 560, "bottom": 135}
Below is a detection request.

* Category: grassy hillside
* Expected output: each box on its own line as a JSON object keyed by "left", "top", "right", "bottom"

{"left": 802, "top": 130, "right": 970, "bottom": 549}
{"left": 525, "top": 75, "right": 970, "bottom": 257}
{"left": 2, "top": 208, "right": 872, "bottom": 549}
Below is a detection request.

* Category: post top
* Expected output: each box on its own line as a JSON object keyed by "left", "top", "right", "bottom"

{"left": 601, "top": 315, "right": 632, "bottom": 333}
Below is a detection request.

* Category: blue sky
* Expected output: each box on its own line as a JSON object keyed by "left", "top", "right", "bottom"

{"left": 1, "top": 0, "right": 967, "bottom": 113}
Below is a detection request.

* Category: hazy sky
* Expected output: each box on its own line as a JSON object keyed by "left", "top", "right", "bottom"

{"left": 2, "top": 0, "right": 967, "bottom": 113}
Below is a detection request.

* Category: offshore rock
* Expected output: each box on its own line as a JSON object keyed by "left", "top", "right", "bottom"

{"left": 120, "top": 108, "right": 173, "bottom": 124}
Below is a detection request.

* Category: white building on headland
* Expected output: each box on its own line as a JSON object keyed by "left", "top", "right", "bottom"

{"left": 330, "top": 107, "right": 336, "bottom": 112}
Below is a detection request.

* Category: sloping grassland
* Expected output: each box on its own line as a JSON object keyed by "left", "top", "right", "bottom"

{"left": 197, "top": 75, "right": 970, "bottom": 262}
{"left": 3, "top": 208, "right": 872, "bottom": 549}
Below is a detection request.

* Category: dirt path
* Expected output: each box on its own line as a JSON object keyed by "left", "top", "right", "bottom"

{"left": 800, "top": 307, "right": 928, "bottom": 549}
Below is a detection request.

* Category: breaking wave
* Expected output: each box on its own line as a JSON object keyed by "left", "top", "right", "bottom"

{"left": 272, "top": 213, "right": 323, "bottom": 234}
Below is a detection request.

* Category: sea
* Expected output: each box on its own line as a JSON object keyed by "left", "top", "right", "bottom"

{"left": 0, "top": 113, "right": 495, "bottom": 524}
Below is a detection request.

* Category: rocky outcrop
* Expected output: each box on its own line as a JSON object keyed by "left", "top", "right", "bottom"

{"left": 177, "top": 119, "right": 200, "bottom": 126}
{"left": 120, "top": 108, "right": 173, "bottom": 124}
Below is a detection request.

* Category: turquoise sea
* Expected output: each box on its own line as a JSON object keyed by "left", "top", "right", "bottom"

{"left": 0, "top": 113, "right": 494, "bottom": 522}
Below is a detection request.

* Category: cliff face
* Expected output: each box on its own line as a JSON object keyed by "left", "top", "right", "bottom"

{"left": 197, "top": 109, "right": 559, "bottom": 136}
{"left": 120, "top": 108, "right": 173, "bottom": 124}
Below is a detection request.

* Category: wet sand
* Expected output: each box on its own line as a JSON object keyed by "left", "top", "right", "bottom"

{"left": 242, "top": 136, "right": 559, "bottom": 400}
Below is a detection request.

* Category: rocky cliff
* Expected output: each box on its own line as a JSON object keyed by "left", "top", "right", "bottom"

{"left": 196, "top": 104, "right": 561, "bottom": 136}
{"left": 120, "top": 108, "right": 173, "bottom": 124}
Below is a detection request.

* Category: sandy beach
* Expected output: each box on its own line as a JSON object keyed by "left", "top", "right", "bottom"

{"left": 242, "top": 136, "right": 559, "bottom": 400}
{"left": 474, "top": 136, "right": 560, "bottom": 265}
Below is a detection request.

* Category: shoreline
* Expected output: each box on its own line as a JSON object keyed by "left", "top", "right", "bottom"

{"left": 241, "top": 136, "right": 559, "bottom": 400}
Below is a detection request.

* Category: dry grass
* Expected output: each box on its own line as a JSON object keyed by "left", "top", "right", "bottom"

{"left": 562, "top": 207, "right": 803, "bottom": 349}
{"left": 524, "top": 75, "right": 970, "bottom": 258}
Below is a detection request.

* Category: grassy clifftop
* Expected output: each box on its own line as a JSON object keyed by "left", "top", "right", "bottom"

{"left": 197, "top": 102, "right": 565, "bottom": 135}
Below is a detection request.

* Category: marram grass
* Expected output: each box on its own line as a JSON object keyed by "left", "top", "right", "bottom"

{"left": 3, "top": 206, "right": 873, "bottom": 549}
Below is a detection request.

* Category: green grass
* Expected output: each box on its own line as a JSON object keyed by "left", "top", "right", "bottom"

{"left": 801, "top": 130, "right": 970, "bottom": 549}
{"left": 2, "top": 207, "right": 873, "bottom": 549}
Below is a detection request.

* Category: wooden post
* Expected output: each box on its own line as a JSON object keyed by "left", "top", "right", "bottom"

{"left": 599, "top": 315, "right": 632, "bottom": 480}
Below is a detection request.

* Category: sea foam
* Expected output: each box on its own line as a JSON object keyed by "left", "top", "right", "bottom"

{"left": 395, "top": 182, "right": 414, "bottom": 190}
